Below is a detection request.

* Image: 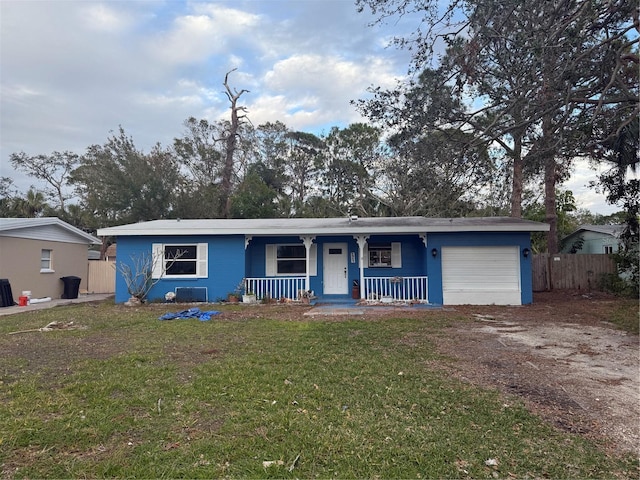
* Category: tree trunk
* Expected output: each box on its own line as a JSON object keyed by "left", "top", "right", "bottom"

{"left": 544, "top": 156, "right": 558, "bottom": 253}
{"left": 542, "top": 109, "right": 559, "bottom": 253}
{"left": 510, "top": 131, "right": 524, "bottom": 218}
{"left": 222, "top": 116, "right": 237, "bottom": 218}
{"left": 99, "top": 238, "right": 110, "bottom": 261}
{"left": 221, "top": 69, "right": 249, "bottom": 218}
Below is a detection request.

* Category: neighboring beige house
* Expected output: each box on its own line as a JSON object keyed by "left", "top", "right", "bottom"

{"left": 0, "top": 217, "right": 100, "bottom": 302}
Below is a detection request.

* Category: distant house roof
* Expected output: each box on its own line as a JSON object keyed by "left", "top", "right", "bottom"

{"left": 97, "top": 216, "right": 550, "bottom": 237}
{"left": 0, "top": 217, "right": 100, "bottom": 244}
{"left": 566, "top": 224, "right": 624, "bottom": 238}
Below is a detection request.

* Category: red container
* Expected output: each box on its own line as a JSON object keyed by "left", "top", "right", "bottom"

{"left": 18, "top": 296, "right": 28, "bottom": 306}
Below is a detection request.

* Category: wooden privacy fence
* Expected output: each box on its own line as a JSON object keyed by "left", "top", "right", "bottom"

{"left": 532, "top": 254, "right": 617, "bottom": 291}
{"left": 87, "top": 261, "right": 116, "bottom": 294}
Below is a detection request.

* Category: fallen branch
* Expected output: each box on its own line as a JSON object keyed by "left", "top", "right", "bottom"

{"left": 8, "top": 321, "right": 82, "bottom": 335}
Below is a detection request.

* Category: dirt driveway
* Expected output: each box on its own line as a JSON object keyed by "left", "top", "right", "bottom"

{"left": 428, "top": 291, "right": 639, "bottom": 456}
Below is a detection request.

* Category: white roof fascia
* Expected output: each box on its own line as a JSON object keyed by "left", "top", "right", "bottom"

{"left": 97, "top": 217, "right": 550, "bottom": 237}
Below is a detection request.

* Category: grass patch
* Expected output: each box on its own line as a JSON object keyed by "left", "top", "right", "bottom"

{"left": 607, "top": 298, "right": 640, "bottom": 334}
{"left": 0, "top": 302, "right": 637, "bottom": 478}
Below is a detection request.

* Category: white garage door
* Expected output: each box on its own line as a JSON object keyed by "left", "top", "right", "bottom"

{"left": 442, "top": 246, "right": 521, "bottom": 305}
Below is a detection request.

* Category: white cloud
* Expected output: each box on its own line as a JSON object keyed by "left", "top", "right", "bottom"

{"left": 1, "top": 84, "right": 45, "bottom": 104}
{"left": 256, "top": 53, "right": 403, "bottom": 129}
{"left": 563, "top": 159, "right": 619, "bottom": 215}
{"left": 81, "top": 3, "right": 133, "bottom": 32}
{"left": 145, "top": 6, "right": 260, "bottom": 65}
{"left": 135, "top": 92, "right": 203, "bottom": 108}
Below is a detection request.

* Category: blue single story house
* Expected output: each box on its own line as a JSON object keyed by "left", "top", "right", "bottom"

{"left": 97, "top": 216, "right": 549, "bottom": 306}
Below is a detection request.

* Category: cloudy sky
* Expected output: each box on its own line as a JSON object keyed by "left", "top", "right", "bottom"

{"left": 0, "top": 0, "right": 620, "bottom": 215}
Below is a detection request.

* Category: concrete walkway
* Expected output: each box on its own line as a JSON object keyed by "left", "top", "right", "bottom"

{"left": 303, "top": 301, "right": 441, "bottom": 316}
{"left": 0, "top": 293, "right": 114, "bottom": 316}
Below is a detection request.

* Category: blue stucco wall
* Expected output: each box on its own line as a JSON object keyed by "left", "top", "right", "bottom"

{"left": 114, "top": 231, "right": 534, "bottom": 304}
{"left": 114, "top": 235, "right": 245, "bottom": 303}
{"left": 425, "top": 232, "right": 533, "bottom": 305}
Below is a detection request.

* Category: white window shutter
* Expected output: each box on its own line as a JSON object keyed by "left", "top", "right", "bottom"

{"left": 151, "top": 243, "right": 164, "bottom": 279}
{"left": 197, "top": 243, "right": 208, "bottom": 278}
{"left": 309, "top": 243, "right": 317, "bottom": 276}
{"left": 266, "top": 245, "right": 276, "bottom": 276}
{"left": 391, "top": 242, "right": 402, "bottom": 268}
{"left": 364, "top": 243, "right": 369, "bottom": 267}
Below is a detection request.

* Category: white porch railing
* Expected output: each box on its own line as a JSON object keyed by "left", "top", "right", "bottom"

{"left": 363, "top": 276, "right": 428, "bottom": 302}
{"left": 245, "top": 277, "right": 306, "bottom": 301}
{"left": 245, "top": 275, "right": 428, "bottom": 302}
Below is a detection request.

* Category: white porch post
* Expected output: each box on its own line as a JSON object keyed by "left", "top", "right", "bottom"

{"left": 300, "top": 235, "right": 315, "bottom": 292}
{"left": 353, "top": 235, "right": 369, "bottom": 299}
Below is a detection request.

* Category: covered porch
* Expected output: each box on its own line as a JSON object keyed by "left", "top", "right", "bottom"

{"left": 243, "top": 231, "right": 431, "bottom": 303}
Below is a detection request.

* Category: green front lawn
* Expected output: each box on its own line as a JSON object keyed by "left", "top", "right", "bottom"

{"left": 0, "top": 302, "right": 636, "bottom": 478}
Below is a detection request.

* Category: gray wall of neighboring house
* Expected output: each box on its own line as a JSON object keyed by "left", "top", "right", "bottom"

{"left": 561, "top": 230, "right": 620, "bottom": 254}
{"left": 0, "top": 236, "right": 90, "bottom": 300}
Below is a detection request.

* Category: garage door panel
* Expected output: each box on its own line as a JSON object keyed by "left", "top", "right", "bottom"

{"left": 442, "top": 246, "right": 521, "bottom": 305}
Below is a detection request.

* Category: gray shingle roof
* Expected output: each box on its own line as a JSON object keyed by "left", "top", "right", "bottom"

{"left": 565, "top": 224, "right": 624, "bottom": 238}
{"left": 0, "top": 217, "right": 100, "bottom": 244}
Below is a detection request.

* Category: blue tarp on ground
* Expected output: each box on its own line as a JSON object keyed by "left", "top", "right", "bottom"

{"left": 159, "top": 307, "right": 221, "bottom": 321}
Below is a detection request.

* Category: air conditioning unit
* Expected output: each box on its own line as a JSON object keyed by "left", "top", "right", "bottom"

{"left": 175, "top": 287, "right": 207, "bottom": 303}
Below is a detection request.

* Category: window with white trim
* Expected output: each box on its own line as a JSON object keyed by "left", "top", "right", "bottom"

{"left": 603, "top": 245, "right": 613, "bottom": 254}
{"left": 152, "top": 243, "right": 208, "bottom": 279}
{"left": 40, "top": 249, "right": 53, "bottom": 272}
{"left": 265, "top": 243, "right": 317, "bottom": 276}
{"left": 277, "top": 245, "right": 306, "bottom": 274}
{"left": 367, "top": 242, "right": 402, "bottom": 268}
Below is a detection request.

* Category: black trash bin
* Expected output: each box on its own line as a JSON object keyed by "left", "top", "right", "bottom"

{"left": 0, "top": 279, "right": 16, "bottom": 307}
{"left": 60, "top": 276, "right": 82, "bottom": 299}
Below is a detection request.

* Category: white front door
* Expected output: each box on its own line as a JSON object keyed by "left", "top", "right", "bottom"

{"left": 323, "top": 243, "right": 348, "bottom": 294}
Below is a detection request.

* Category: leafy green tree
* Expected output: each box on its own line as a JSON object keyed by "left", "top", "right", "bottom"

{"left": 173, "top": 116, "right": 227, "bottom": 218}
{"left": 174, "top": 117, "right": 224, "bottom": 184}
{"left": 593, "top": 119, "right": 639, "bottom": 296}
{"left": 284, "top": 131, "right": 325, "bottom": 216}
{"left": 322, "top": 124, "right": 382, "bottom": 216}
{"left": 229, "top": 165, "right": 282, "bottom": 219}
{"left": 245, "top": 122, "right": 291, "bottom": 214}
{"left": 357, "top": 68, "right": 494, "bottom": 216}
{"left": 0, "top": 177, "right": 19, "bottom": 217}
{"left": 525, "top": 189, "right": 582, "bottom": 253}
{"left": 389, "top": 127, "right": 493, "bottom": 217}
{"left": 9, "top": 150, "right": 79, "bottom": 214}
{"left": 71, "top": 127, "right": 184, "bottom": 226}
{"left": 9, "top": 188, "right": 48, "bottom": 218}
{"left": 357, "top": 0, "right": 638, "bottom": 252}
